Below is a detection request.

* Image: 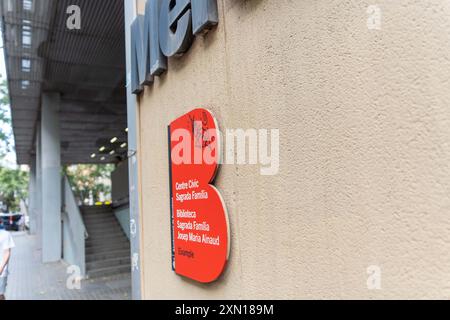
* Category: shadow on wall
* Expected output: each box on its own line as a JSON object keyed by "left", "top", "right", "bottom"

{"left": 224, "top": 0, "right": 266, "bottom": 15}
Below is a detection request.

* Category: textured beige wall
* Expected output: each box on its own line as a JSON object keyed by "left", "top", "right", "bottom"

{"left": 136, "top": 0, "right": 450, "bottom": 299}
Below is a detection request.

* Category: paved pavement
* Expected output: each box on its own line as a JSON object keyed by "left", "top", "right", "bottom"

{"left": 5, "top": 232, "right": 131, "bottom": 300}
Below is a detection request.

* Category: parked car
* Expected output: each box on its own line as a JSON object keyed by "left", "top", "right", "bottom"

{"left": 0, "top": 213, "right": 23, "bottom": 231}
{"left": 24, "top": 215, "right": 30, "bottom": 230}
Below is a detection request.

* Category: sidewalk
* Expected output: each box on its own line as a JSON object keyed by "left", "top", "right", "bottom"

{"left": 5, "top": 232, "right": 131, "bottom": 300}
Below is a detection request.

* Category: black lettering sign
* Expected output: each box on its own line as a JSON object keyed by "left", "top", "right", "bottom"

{"left": 159, "top": 0, "right": 193, "bottom": 57}
{"left": 131, "top": 0, "right": 218, "bottom": 95}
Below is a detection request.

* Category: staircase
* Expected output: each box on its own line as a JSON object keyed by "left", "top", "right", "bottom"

{"left": 81, "top": 206, "right": 131, "bottom": 279}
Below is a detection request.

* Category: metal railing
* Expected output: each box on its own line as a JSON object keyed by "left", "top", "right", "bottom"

{"left": 61, "top": 176, "right": 88, "bottom": 277}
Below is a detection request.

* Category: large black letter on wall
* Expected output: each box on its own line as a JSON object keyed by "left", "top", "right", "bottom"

{"left": 191, "top": 0, "right": 218, "bottom": 35}
{"left": 159, "top": 0, "right": 194, "bottom": 57}
{"left": 131, "top": 1, "right": 168, "bottom": 94}
{"left": 147, "top": 0, "right": 167, "bottom": 76}
{"left": 132, "top": 0, "right": 219, "bottom": 95}
{"left": 131, "top": 15, "right": 149, "bottom": 94}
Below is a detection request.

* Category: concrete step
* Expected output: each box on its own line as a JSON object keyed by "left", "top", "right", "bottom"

{"left": 81, "top": 210, "right": 114, "bottom": 217}
{"left": 86, "top": 238, "right": 129, "bottom": 248}
{"left": 87, "top": 232, "right": 127, "bottom": 241}
{"left": 86, "top": 239, "right": 130, "bottom": 249}
{"left": 86, "top": 232, "right": 127, "bottom": 241}
{"left": 87, "top": 264, "right": 131, "bottom": 279}
{"left": 86, "top": 228, "right": 122, "bottom": 237}
{"left": 83, "top": 212, "right": 115, "bottom": 219}
{"left": 81, "top": 205, "right": 112, "bottom": 212}
{"left": 82, "top": 210, "right": 113, "bottom": 217}
{"left": 83, "top": 215, "right": 117, "bottom": 222}
{"left": 88, "top": 228, "right": 125, "bottom": 235}
{"left": 87, "top": 222, "right": 121, "bottom": 229}
{"left": 82, "top": 210, "right": 113, "bottom": 216}
{"left": 86, "top": 225, "right": 121, "bottom": 233}
{"left": 85, "top": 221, "right": 118, "bottom": 228}
{"left": 81, "top": 205, "right": 131, "bottom": 279}
{"left": 86, "top": 249, "right": 130, "bottom": 263}
{"left": 84, "top": 215, "right": 118, "bottom": 222}
{"left": 85, "top": 242, "right": 130, "bottom": 255}
{"left": 84, "top": 220, "right": 118, "bottom": 228}
{"left": 85, "top": 220, "right": 121, "bottom": 229}
{"left": 87, "top": 256, "right": 131, "bottom": 270}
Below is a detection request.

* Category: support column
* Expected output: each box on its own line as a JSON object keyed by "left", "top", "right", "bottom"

{"left": 28, "top": 153, "right": 37, "bottom": 235}
{"left": 125, "top": 0, "right": 142, "bottom": 300}
{"left": 35, "top": 124, "right": 42, "bottom": 248}
{"left": 41, "top": 93, "right": 62, "bottom": 263}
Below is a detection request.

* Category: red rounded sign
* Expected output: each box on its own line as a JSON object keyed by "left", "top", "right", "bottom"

{"left": 169, "top": 108, "right": 230, "bottom": 283}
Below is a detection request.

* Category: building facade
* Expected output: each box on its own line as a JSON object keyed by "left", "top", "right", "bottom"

{"left": 127, "top": 0, "right": 450, "bottom": 299}
{"left": 2, "top": 0, "right": 450, "bottom": 300}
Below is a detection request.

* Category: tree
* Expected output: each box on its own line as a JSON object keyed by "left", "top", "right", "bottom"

{"left": 0, "top": 79, "right": 11, "bottom": 158}
{"left": 0, "top": 166, "right": 28, "bottom": 212}
{"left": 0, "top": 77, "right": 29, "bottom": 212}
{"left": 64, "top": 164, "right": 115, "bottom": 205}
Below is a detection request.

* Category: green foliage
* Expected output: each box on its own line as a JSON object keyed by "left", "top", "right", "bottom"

{"left": 0, "top": 76, "right": 28, "bottom": 212}
{"left": 0, "top": 166, "right": 28, "bottom": 212}
{"left": 0, "top": 78, "right": 11, "bottom": 157}
{"left": 64, "top": 164, "right": 115, "bottom": 204}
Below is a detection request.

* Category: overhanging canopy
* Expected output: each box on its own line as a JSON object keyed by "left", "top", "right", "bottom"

{"left": 1, "top": 0, "right": 127, "bottom": 165}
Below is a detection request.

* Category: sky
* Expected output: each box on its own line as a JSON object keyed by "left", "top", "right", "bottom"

{"left": 0, "top": 30, "right": 18, "bottom": 169}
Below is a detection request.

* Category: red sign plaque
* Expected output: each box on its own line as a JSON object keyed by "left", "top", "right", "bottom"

{"left": 168, "top": 109, "right": 230, "bottom": 283}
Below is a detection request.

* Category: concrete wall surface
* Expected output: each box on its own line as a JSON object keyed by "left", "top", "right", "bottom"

{"left": 135, "top": 0, "right": 450, "bottom": 299}
{"left": 114, "top": 206, "right": 131, "bottom": 240}
{"left": 112, "top": 161, "right": 130, "bottom": 205}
